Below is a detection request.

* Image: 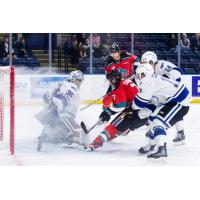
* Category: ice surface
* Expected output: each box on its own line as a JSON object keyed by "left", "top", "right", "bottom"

{"left": 0, "top": 104, "right": 200, "bottom": 166}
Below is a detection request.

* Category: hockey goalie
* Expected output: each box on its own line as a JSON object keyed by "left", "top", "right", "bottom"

{"left": 35, "top": 70, "right": 85, "bottom": 151}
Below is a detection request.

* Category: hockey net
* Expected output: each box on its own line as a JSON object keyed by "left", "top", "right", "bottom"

{"left": 0, "top": 66, "right": 15, "bottom": 155}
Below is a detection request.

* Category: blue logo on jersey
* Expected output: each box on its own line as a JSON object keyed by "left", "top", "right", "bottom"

{"left": 192, "top": 76, "right": 200, "bottom": 96}
{"left": 30, "top": 76, "right": 67, "bottom": 98}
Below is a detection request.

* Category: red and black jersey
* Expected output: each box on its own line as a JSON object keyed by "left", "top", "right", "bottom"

{"left": 103, "top": 79, "right": 139, "bottom": 113}
{"left": 104, "top": 51, "right": 139, "bottom": 78}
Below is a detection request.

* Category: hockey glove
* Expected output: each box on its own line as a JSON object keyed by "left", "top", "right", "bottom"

{"left": 51, "top": 97, "right": 64, "bottom": 112}
{"left": 43, "top": 91, "right": 52, "bottom": 104}
{"left": 99, "top": 110, "right": 111, "bottom": 122}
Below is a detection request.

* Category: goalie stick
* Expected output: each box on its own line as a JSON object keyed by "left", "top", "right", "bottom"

{"left": 80, "top": 121, "right": 102, "bottom": 134}
{"left": 80, "top": 74, "right": 135, "bottom": 111}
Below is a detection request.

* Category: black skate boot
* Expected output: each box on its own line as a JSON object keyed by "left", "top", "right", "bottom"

{"left": 138, "top": 144, "right": 156, "bottom": 154}
{"left": 173, "top": 130, "right": 185, "bottom": 145}
{"left": 147, "top": 143, "right": 167, "bottom": 159}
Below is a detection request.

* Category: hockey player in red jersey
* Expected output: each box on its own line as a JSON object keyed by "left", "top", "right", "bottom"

{"left": 104, "top": 43, "right": 140, "bottom": 79}
{"left": 83, "top": 69, "right": 148, "bottom": 151}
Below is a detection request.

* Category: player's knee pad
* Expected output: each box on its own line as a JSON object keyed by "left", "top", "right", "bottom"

{"left": 152, "top": 126, "right": 167, "bottom": 146}
{"left": 145, "top": 130, "right": 156, "bottom": 146}
{"left": 100, "top": 124, "right": 119, "bottom": 141}
{"left": 145, "top": 130, "right": 154, "bottom": 139}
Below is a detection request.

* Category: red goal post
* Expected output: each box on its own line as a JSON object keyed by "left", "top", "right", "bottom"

{"left": 0, "top": 66, "right": 15, "bottom": 155}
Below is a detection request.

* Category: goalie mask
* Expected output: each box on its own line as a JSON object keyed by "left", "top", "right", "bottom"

{"left": 69, "top": 70, "right": 84, "bottom": 88}
{"left": 106, "top": 69, "right": 122, "bottom": 90}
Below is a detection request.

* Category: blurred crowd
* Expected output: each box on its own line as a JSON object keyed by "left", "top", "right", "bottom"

{"left": 0, "top": 34, "right": 32, "bottom": 61}
{"left": 0, "top": 33, "right": 200, "bottom": 73}
{"left": 167, "top": 33, "right": 200, "bottom": 52}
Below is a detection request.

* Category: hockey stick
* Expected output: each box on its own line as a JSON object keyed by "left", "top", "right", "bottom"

{"left": 80, "top": 95, "right": 106, "bottom": 111}
{"left": 80, "top": 120, "right": 102, "bottom": 134}
{"left": 80, "top": 74, "right": 135, "bottom": 111}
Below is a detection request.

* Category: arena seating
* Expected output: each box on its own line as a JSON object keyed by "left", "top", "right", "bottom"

{"left": 1, "top": 33, "right": 199, "bottom": 74}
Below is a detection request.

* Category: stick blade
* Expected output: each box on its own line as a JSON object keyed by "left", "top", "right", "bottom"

{"left": 80, "top": 121, "right": 88, "bottom": 134}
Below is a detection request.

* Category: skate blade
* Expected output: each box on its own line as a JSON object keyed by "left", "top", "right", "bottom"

{"left": 173, "top": 140, "right": 186, "bottom": 146}
{"left": 137, "top": 152, "right": 149, "bottom": 156}
{"left": 147, "top": 156, "right": 167, "bottom": 164}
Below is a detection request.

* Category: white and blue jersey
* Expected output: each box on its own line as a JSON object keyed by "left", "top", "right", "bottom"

{"left": 154, "top": 60, "right": 183, "bottom": 82}
{"left": 132, "top": 74, "right": 190, "bottom": 111}
{"left": 47, "top": 80, "right": 80, "bottom": 116}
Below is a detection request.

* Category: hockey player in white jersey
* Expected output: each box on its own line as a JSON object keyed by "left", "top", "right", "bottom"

{"left": 132, "top": 63, "right": 190, "bottom": 159}
{"left": 140, "top": 51, "right": 185, "bottom": 144}
{"left": 36, "top": 70, "right": 85, "bottom": 151}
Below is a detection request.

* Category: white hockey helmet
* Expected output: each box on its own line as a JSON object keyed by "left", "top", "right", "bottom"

{"left": 69, "top": 70, "right": 84, "bottom": 87}
{"left": 136, "top": 63, "right": 154, "bottom": 81}
{"left": 141, "top": 51, "right": 158, "bottom": 65}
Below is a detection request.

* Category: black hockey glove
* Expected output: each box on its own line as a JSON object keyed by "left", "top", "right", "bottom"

{"left": 99, "top": 110, "right": 111, "bottom": 122}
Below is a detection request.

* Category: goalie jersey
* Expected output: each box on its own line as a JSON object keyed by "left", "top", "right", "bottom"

{"left": 154, "top": 60, "right": 183, "bottom": 82}
{"left": 133, "top": 74, "right": 190, "bottom": 110}
{"left": 47, "top": 80, "right": 80, "bottom": 116}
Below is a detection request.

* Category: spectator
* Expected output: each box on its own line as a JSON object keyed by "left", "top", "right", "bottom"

{"left": 190, "top": 33, "right": 200, "bottom": 53}
{"left": 17, "top": 37, "right": 31, "bottom": 58}
{"left": 180, "top": 33, "right": 190, "bottom": 51}
{"left": 92, "top": 33, "right": 104, "bottom": 58}
{"left": 101, "top": 33, "right": 114, "bottom": 52}
{"left": 92, "top": 33, "right": 100, "bottom": 46}
{"left": 68, "top": 34, "right": 80, "bottom": 66}
{"left": 63, "top": 35, "right": 71, "bottom": 56}
{"left": 78, "top": 33, "right": 89, "bottom": 58}
{"left": 167, "top": 33, "right": 178, "bottom": 51}
{"left": 13, "top": 33, "right": 23, "bottom": 48}
{"left": 0, "top": 34, "right": 17, "bottom": 60}
{"left": 0, "top": 35, "right": 9, "bottom": 60}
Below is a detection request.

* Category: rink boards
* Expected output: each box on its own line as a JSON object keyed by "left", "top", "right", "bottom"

{"left": 14, "top": 74, "right": 200, "bottom": 105}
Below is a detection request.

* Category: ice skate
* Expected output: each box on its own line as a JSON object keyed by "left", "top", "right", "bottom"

{"left": 173, "top": 130, "right": 185, "bottom": 146}
{"left": 147, "top": 143, "right": 167, "bottom": 159}
{"left": 138, "top": 144, "right": 155, "bottom": 154}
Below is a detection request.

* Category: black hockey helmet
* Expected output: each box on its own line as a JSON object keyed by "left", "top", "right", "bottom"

{"left": 110, "top": 42, "right": 120, "bottom": 53}
{"left": 106, "top": 69, "right": 122, "bottom": 89}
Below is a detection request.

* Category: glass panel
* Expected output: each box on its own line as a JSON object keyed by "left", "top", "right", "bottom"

{"left": 26, "top": 33, "right": 47, "bottom": 70}
{"left": 3, "top": 33, "right": 198, "bottom": 75}
{"left": 90, "top": 33, "right": 132, "bottom": 74}
{"left": 8, "top": 33, "right": 42, "bottom": 73}
{"left": 57, "top": 33, "right": 90, "bottom": 74}
{"left": 0, "top": 33, "right": 10, "bottom": 67}
{"left": 55, "top": 33, "right": 74, "bottom": 74}
{"left": 180, "top": 33, "right": 200, "bottom": 74}
{"left": 134, "top": 33, "right": 178, "bottom": 67}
